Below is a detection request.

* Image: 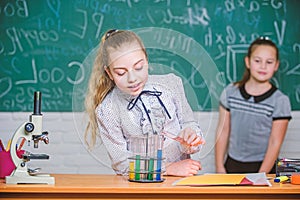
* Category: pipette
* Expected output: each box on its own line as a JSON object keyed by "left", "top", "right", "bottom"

{"left": 162, "top": 131, "right": 205, "bottom": 146}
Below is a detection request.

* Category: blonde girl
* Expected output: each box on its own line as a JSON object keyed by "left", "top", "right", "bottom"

{"left": 85, "top": 29, "right": 205, "bottom": 177}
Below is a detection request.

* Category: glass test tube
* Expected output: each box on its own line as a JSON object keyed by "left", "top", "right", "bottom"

{"left": 147, "top": 135, "right": 155, "bottom": 180}
{"left": 156, "top": 134, "right": 163, "bottom": 181}
{"left": 135, "top": 154, "right": 141, "bottom": 180}
{"left": 129, "top": 160, "right": 134, "bottom": 180}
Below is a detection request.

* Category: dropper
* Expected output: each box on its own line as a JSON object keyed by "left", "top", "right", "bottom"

{"left": 161, "top": 131, "right": 205, "bottom": 146}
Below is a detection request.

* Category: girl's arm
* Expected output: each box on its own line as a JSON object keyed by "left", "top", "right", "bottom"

{"left": 167, "top": 74, "right": 201, "bottom": 132}
{"left": 171, "top": 74, "right": 204, "bottom": 153}
{"left": 215, "top": 105, "right": 231, "bottom": 173}
{"left": 96, "top": 100, "right": 129, "bottom": 175}
{"left": 259, "top": 119, "right": 289, "bottom": 173}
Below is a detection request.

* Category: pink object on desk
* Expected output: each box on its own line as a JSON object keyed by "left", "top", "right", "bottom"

{"left": 0, "top": 150, "right": 25, "bottom": 178}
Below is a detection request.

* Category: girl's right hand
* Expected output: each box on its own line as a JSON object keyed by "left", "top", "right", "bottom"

{"left": 165, "top": 159, "right": 201, "bottom": 177}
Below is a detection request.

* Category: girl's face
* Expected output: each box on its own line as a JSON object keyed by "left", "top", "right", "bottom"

{"left": 105, "top": 42, "right": 148, "bottom": 96}
{"left": 245, "top": 45, "right": 279, "bottom": 83}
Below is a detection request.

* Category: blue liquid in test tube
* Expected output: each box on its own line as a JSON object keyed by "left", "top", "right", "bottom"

{"left": 156, "top": 149, "right": 162, "bottom": 180}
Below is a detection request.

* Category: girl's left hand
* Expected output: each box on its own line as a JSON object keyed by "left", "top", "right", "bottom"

{"left": 178, "top": 127, "right": 205, "bottom": 147}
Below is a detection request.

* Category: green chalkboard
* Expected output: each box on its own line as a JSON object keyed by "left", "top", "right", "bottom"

{"left": 0, "top": 0, "right": 299, "bottom": 112}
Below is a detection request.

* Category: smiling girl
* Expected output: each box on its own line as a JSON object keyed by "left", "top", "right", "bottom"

{"left": 215, "top": 37, "right": 292, "bottom": 174}
{"left": 84, "top": 29, "right": 205, "bottom": 177}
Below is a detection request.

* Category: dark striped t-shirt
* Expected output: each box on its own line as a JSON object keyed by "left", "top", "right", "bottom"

{"left": 220, "top": 83, "right": 292, "bottom": 162}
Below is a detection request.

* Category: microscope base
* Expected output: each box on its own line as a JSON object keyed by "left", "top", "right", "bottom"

{"left": 6, "top": 174, "right": 55, "bottom": 185}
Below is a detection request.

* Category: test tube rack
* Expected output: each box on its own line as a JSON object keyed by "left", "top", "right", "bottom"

{"left": 128, "top": 134, "right": 165, "bottom": 183}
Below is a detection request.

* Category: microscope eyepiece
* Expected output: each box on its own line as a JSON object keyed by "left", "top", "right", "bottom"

{"left": 33, "top": 91, "right": 42, "bottom": 115}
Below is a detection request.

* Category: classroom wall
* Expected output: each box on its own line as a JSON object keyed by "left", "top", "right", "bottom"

{"left": 0, "top": 111, "right": 299, "bottom": 175}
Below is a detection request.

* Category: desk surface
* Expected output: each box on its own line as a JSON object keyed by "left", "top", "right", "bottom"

{"left": 1, "top": 174, "right": 300, "bottom": 200}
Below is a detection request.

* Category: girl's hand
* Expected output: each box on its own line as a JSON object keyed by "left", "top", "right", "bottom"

{"left": 178, "top": 127, "right": 205, "bottom": 147}
{"left": 166, "top": 159, "right": 201, "bottom": 177}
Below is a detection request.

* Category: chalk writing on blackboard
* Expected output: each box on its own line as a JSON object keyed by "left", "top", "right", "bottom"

{"left": 0, "top": 0, "right": 299, "bottom": 111}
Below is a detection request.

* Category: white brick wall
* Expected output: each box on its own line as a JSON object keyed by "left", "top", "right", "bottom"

{"left": 0, "top": 111, "right": 299, "bottom": 175}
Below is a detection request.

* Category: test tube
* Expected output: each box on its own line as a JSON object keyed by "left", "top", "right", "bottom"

{"left": 146, "top": 134, "right": 150, "bottom": 176}
{"left": 147, "top": 158, "right": 154, "bottom": 180}
{"left": 129, "top": 161, "right": 134, "bottom": 180}
{"left": 156, "top": 149, "right": 162, "bottom": 180}
{"left": 147, "top": 135, "right": 155, "bottom": 180}
{"left": 135, "top": 154, "right": 141, "bottom": 181}
{"left": 156, "top": 134, "right": 163, "bottom": 180}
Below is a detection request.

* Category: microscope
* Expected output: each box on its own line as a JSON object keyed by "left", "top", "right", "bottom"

{"left": 5, "top": 91, "right": 55, "bottom": 184}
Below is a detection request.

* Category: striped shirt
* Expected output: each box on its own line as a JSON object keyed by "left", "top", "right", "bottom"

{"left": 220, "top": 83, "right": 292, "bottom": 162}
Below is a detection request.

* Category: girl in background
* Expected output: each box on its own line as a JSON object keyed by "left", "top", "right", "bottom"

{"left": 215, "top": 37, "right": 292, "bottom": 174}
{"left": 84, "top": 29, "right": 205, "bottom": 177}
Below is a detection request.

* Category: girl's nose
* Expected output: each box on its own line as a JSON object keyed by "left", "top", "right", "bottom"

{"left": 261, "top": 61, "right": 267, "bottom": 69}
{"left": 127, "top": 70, "right": 137, "bottom": 83}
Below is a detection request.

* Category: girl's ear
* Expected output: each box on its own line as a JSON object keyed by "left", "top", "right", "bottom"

{"left": 104, "top": 66, "right": 113, "bottom": 80}
{"left": 244, "top": 56, "right": 250, "bottom": 69}
{"left": 274, "top": 60, "right": 280, "bottom": 72}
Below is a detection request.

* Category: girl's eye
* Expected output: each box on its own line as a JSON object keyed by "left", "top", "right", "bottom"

{"left": 135, "top": 65, "right": 144, "bottom": 70}
{"left": 114, "top": 69, "right": 126, "bottom": 76}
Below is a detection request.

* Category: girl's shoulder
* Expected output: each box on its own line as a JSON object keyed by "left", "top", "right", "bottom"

{"left": 148, "top": 73, "right": 182, "bottom": 89}
{"left": 272, "top": 87, "right": 290, "bottom": 102}
{"left": 96, "top": 89, "right": 122, "bottom": 114}
{"left": 224, "top": 82, "right": 239, "bottom": 93}
{"left": 96, "top": 92, "right": 114, "bottom": 112}
{"left": 149, "top": 73, "right": 181, "bottom": 83}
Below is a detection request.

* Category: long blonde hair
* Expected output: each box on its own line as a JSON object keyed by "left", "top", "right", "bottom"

{"left": 84, "top": 29, "right": 147, "bottom": 149}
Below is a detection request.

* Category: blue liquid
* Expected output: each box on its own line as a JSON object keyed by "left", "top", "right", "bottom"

{"left": 156, "top": 149, "right": 162, "bottom": 180}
